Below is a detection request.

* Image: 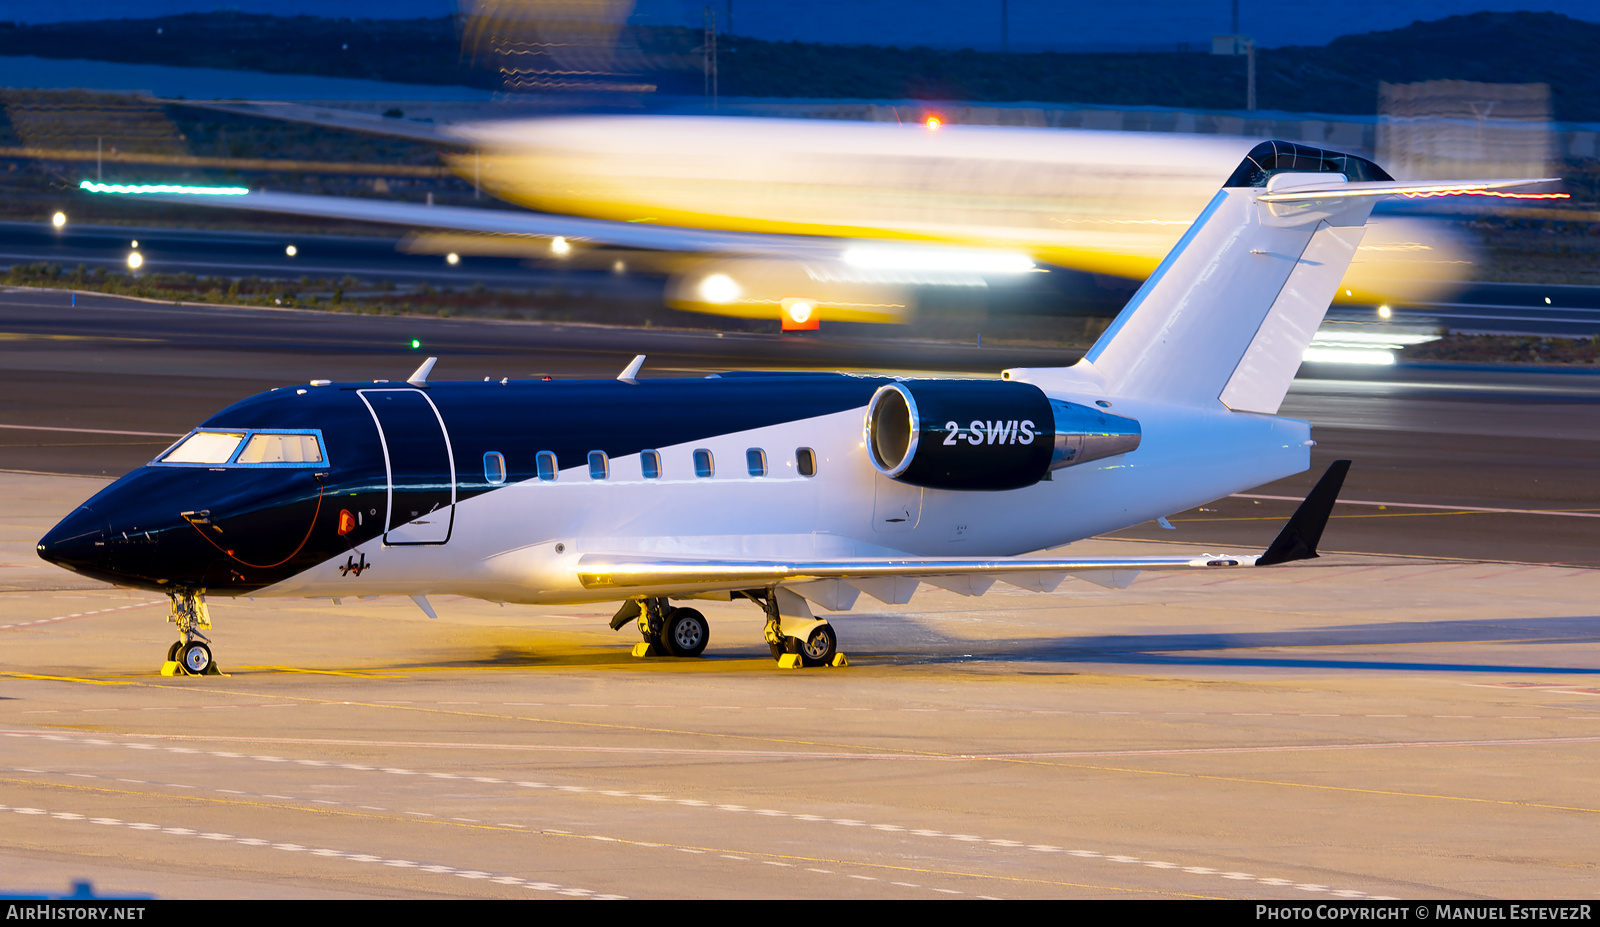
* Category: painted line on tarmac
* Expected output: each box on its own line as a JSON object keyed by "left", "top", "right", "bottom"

{"left": 0, "top": 600, "right": 167, "bottom": 632}
{"left": 981, "top": 734, "right": 1600, "bottom": 759}
{"left": 0, "top": 731, "right": 1390, "bottom": 899}
{"left": 0, "top": 799, "right": 621, "bottom": 898}
{"left": 19, "top": 700, "right": 1597, "bottom": 719}
{"left": 12, "top": 726, "right": 1599, "bottom": 761}
{"left": 2, "top": 767, "right": 1001, "bottom": 899}
{"left": 1234, "top": 494, "right": 1600, "bottom": 519}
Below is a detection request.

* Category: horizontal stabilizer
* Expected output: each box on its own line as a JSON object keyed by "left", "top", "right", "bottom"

{"left": 1257, "top": 177, "right": 1561, "bottom": 202}
{"left": 1258, "top": 460, "right": 1351, "bottom": 566}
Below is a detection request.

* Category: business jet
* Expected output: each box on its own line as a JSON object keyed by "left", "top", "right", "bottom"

{"left": 40, "top": 141, "right": 1552, "bottom": 674}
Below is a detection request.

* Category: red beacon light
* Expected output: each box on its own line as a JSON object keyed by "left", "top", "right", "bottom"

{"left": 924, "top": 115, "right": 943, "bottom": 131}
{"left": 337, "top": 509, "right": 356, "bottom": 536}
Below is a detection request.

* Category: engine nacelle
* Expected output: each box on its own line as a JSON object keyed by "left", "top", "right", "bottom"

{"left": 865, "top": 380, "right": 1141, "bottom": 491}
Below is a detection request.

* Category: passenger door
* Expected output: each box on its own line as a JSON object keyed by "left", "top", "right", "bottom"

{"left": 358, "top": 389, "right": 456, "bottom": 545}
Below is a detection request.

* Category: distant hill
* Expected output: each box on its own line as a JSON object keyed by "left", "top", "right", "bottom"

{"left": 0, "top": 13, "right": 494, "bottom": 90}
{"left": 719, "top": 12, "right": 1600, "bottom": 121}
{"left": 4, "top": 11, "right": 1600, "bottom": 121}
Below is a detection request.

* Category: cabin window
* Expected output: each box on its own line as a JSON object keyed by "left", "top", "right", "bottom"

{"left": 797, "top": 447, "right": 817, "bottom": 477}
{"left": 588, "top": 450, "right": 609, "bottom": 480}
{"left": 236, "top": 433, "right": 323, "bottom": 464}
{"left": 693, "top": 448, "right": 714, "bottom": 478}
{"left": 161, "top": 431, "right": 244, "bottom": 464}
{"left": 746, "top": 448, "right": 767, "bottom": 477}
{"left": 483, "top": 451, "right": 507, "bottom": 485}
{"left": 536, "top": 450, "right": 558, "bottom": 482}
{"left": 641, "top": 449, "right": 662, "bottom": 479}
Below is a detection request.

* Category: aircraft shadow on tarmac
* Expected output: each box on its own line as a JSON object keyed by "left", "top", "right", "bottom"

{"left": 413, "top": 643, "right": 664, "bottom": 669}
{"left": 262, "top": 612, "right": 1600, "bottom": 675}
{"left": 962, "top": 614, "right": 1600, "bottom": 675}
{"left": 795, "top": 612, "right": 1600, "bottom": 676}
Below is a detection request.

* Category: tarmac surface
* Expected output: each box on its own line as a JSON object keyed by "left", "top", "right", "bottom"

{"left": 2, "top": 288, "right": 1598, "bottom": 899}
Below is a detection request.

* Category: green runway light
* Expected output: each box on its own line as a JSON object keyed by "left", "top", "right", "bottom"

{"left": 411, "top": 339, "right": 422, "bottom": 349}
{"left": 79, "top": 181, "right": 250, "bottom": 196}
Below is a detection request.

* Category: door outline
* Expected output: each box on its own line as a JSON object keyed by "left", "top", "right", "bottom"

{"left": 358, "top": 388, "right": 457, "bottom": 546}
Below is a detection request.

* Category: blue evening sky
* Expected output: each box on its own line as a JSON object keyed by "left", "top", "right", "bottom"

{"left": 6, "top": 2, "right": 1596, "bottom": 50}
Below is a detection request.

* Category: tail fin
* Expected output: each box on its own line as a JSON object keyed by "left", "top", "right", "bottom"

{"left": 1034, "top": 141, "right": 1555, "bottom": 413}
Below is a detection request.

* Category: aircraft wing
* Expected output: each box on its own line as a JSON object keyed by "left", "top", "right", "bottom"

{"left": 577, "top": 552, "right": 1242, "bottom": 600}
{"left": 136, "top": 189, "right": 852, "bottom": 260}
{"left": 579, "top": 461, "right": 1350, "bottom": 602}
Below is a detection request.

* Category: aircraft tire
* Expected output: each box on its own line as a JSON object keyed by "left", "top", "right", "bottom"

{"left": 663, "top": 607, "right": 709, "bottom": 658}
{"left": 180, "top": 641, "right": 212, "bottom": 675}
{"left": 167, "top": 641, "right": 183, "bottom": 662}
{"left": 798, "top": 623, "right": 837, "bottom": 668}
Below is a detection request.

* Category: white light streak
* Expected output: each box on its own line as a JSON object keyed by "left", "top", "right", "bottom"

{"left": 840, "top": 246, "right": 1034, "bottom": 275}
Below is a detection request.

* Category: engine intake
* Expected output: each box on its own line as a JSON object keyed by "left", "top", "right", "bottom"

{"left": 866, "top": 380, "right": 1140, "bottom": 491}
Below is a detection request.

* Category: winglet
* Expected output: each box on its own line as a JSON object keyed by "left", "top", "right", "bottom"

{"left": 407, "top": 356, "right": 437, "bottom": 386}
{"left": 617, "top": 354, "right": 645, "bottom": 383}
{"left": 1257, "top": 460, "right": 1351, "bottom": 566}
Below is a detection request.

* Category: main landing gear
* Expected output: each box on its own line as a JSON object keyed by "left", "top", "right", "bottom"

{"left": 611, "top": 597, "right": 709, "bottom": 658}
{"left": 751, "top": 587, "right": 845, "bottom": 668}
{"left": 162, "top": 589, "right": 221, "bottom": 676}
{"left": 610, "top": 590, "right": 847, "bottom": 668}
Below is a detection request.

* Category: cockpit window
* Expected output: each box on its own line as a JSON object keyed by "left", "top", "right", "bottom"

{"left": 155, "top": 429, "right": 326, "bottom": 467}
{"left": 160, "top": 431, "right": 245, "bottom": 464}
{"left": 237, "top": 433, "right": 323, "bottom": 464}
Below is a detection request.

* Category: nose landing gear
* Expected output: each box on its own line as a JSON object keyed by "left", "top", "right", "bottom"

{"left": 161, "top": 590, "right": 222, "bottom": 676}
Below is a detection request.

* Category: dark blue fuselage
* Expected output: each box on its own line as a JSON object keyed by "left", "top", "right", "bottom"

{"left": 37, "top": 373, "right": 887, "bottom": 594}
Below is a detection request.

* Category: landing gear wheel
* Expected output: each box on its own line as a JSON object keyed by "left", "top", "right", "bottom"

{"left": 798, "top": 623, "right": 837, "bottom": 667}
{"left": 663, "top": 607, "right": 709, "bottom": 658}
{"left": 179, "top": 641, "right": 212, "bottom": 675}
{"left": 167, "top": 641, "right": 183, "bottom": 662}
{"left": 768, "top": 641, "right": 788, "bottom": 661}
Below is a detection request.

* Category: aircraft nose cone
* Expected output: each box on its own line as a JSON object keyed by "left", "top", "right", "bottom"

{"left": 37, "top": 504, "right": 106, "bottom": 574}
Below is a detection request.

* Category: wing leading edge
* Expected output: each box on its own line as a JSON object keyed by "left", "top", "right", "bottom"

{"left": 577, "top": 461, "right": 1352, "bottom": 606}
